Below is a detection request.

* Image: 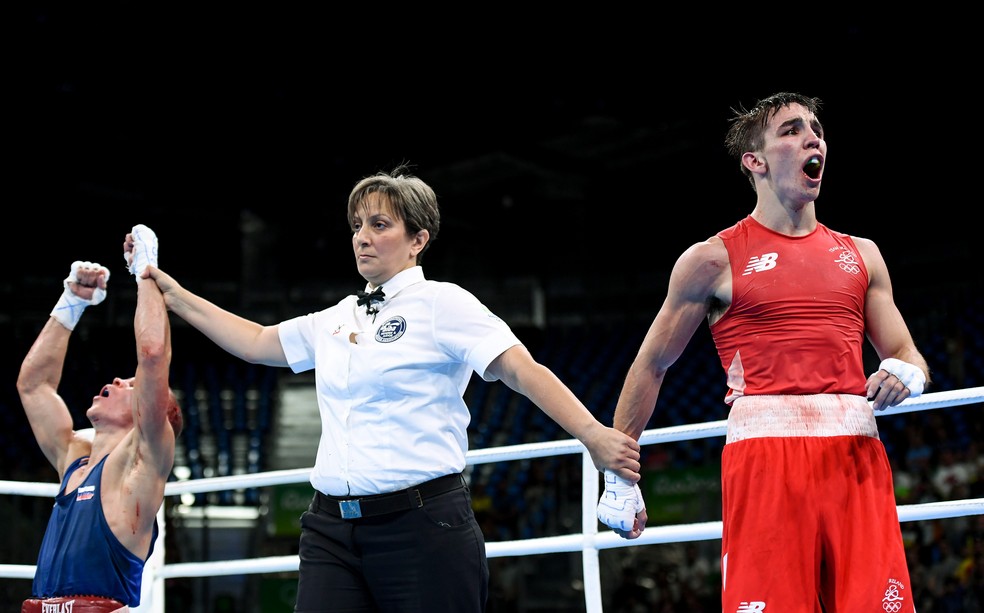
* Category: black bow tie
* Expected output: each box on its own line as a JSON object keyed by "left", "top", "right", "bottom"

{"left": 356, "top": 286, "right": 385, "bottom": 307}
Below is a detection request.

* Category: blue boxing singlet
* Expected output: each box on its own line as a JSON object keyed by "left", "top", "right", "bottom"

{"left": 32, "top": 455, "right": 158, "bottom": 606}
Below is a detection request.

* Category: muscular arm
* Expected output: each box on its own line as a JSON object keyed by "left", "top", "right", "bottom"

{"left": 144, "top": 265, "right": 288, "bottom": 367}
{"left": 16, "top": 265, "right": 108, "bottom": 477}
{"left": 855, "top": 237, "right": 931, "bottom": 407}
{"left": 614, "top": 239, "right": 730, "bottom": 440}
{"left": 131, "top": 276, "right": 176, "bottom": 474}
{"left": 102, "top": 271, "right": 177, "bottom": 559}
{"left": 597, "top": 239, "right": 729, "bottom": 539}
{"left": 16, "top": 318, "right": 83, "bottom": 476}
{"left": 487, "top": 345, "right": 641, "bottom": 481}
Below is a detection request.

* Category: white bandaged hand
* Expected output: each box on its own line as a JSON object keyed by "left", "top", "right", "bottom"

{"left": 126, "top": 223, "right": 159, "bottom": 277}
{"left": 878, "top": 358, "right": 926, "bottom": 397}
{"left": 50, "top": 260, "right": 110, "bottom": 330}
{"left": 597, "top": 470, "right": 645, "bottom": 532}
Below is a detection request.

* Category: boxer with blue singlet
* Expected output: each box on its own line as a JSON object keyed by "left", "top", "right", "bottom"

{"left": 18, "top": 225, "right": 183, "bottom": 613}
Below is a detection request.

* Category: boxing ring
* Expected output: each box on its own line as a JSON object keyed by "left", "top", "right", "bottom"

{"left": 3, "top": 386, "right": 983, "bottom": 613}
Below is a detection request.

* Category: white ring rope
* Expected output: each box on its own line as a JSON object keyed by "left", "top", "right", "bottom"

{"left": 3, "top": 386, "right": 983, "bottom": 612}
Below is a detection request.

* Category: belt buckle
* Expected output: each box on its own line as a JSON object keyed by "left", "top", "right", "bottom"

{"left": 339, "top": 499, "right": 362, "bottom": 519}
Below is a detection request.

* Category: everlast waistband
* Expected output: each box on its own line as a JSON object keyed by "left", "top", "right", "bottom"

{"left": 316, "top": 473, "right": 465, "bottom": 519}
{"left": 22, "top": 595, "right": 128, "bottom": 613}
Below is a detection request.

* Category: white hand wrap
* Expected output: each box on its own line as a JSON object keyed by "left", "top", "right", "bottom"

{"left": 597, "top": 470, "right": 645, "bottom": 532}
{"left": 50, "top": 261, "right": 110, "bottom": 331}
{"left": 879, "top": 358, "right": 926, "bottom": 397}
{"left": 126, "top": 223, "right": 159, "bottom": 277}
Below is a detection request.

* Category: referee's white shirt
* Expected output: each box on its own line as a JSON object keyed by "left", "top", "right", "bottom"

{"left": 278, "top": 266, "right": 521, "bottom": 496}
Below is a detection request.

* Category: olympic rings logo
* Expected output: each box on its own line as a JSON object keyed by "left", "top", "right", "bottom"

{"left": 882, "top": 583, "right": 904, "bottom": 612}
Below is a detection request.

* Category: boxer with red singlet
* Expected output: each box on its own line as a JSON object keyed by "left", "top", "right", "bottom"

{"left": 596, "top": 93, "right": 930, "bottom": 612}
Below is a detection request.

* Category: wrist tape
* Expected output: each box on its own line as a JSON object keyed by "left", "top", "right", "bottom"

{"left": 127, "top": 223, "right": 159, "bottom": 278}
{"left": 879, "top": 357, "right": 926, "bottom": 397}
{"left": 50, "top": 261, "right": 109, "bottom": 331}
{"left": 597, "top": 469, "right": 645, "bottom": 531}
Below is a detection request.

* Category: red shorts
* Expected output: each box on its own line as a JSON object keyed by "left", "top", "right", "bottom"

{"left": 720, "top": 394, "right": 914, "bottom": 613}
{"left": 22, "top": 596, "right": 128, "bottom": 613}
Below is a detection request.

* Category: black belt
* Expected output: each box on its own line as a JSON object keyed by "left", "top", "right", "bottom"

{"left": 316, "top": 473, "right": 465, "bottom": 519}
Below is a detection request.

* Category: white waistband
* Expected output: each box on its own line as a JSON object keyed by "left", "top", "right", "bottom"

{"left": 726, "top": 394, "right": 878, "bottom": 444}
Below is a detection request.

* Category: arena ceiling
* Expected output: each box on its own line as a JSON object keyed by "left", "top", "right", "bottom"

{"left": 8, "top": 8, "right": 973, "bottom": 325}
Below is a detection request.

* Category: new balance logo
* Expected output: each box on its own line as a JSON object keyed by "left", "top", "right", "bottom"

{"left": 737, "top": 602, "right": 766, "bottom": 612}
{"left": 742, "top": 253, "right": 778, "bottom": 275}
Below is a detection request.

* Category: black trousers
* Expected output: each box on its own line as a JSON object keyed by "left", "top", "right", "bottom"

{"left": 294, "top": 476, "right": 488, "bottom": 613}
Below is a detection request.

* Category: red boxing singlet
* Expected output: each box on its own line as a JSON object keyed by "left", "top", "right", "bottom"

{"left": 710, "top": 216, "right": 914, "bottom": 612}
{"left": 711, "top": 215, "right": 868, "bottom": 403}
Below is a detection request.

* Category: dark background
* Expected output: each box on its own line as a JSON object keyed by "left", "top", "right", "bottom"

{"left": 8, "top": 9, "right": 974, "bottom": 312}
